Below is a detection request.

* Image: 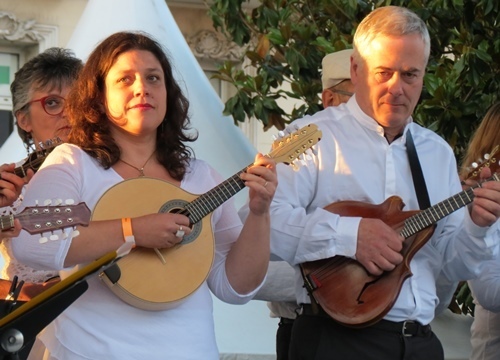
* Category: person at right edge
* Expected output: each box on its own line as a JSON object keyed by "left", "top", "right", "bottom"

{"left": 240, "top": 6, "right": 500, "bottom": 360}
{"left": 462, "top": 101, "right": 500, "bottom": 360}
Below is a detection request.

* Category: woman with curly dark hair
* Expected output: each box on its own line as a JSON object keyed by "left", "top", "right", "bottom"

{"left": 13, "top": 31, "right": 277, "bottom": 359}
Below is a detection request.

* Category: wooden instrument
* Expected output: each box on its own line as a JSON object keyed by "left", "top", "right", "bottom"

{"left": 300, "top": 171, "right": 500, "bottom": 328}
{"left": 0, "top": 202, "right": 91, "bottom": 238}
{"left": 463, "top": 145, "right": 499, "bottom": 182}
{"left": 93, "top": 124, "right": 322, "bottom": 310}
{"left": 10, "top": 138, "right": 62, "bottom": 178}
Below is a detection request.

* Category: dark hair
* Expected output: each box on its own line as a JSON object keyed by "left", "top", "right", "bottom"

{"left": 67, "top": 31, "right": 196, "bottom": 180}
{"left": 11, "top": 47, "right": 83, "bottom": 148}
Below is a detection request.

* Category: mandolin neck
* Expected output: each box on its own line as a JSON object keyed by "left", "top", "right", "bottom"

{"left": 401, "top": 173, "right": 500, "bottom": 238}
{"left": 184, "top": 168, "right": 247, "bottom": 224}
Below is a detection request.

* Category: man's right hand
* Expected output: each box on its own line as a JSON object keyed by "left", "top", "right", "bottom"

{"left": 356, "top": 218, "right": 404, "bottom": 275}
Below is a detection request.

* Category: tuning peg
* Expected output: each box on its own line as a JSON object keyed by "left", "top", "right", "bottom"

{"left": 484, "top": 153, "right": 491, "bottom": 160}
{"left": 39, "top": 236, "right": 48, "bottom": 244}
{"left": 65, "top": 199, "right": 75, "bottom": 205}
{"left": 272, "top": 134, "right": 278, "bottom": 141}
{"left": 71, "top": 229, "right": 80, "bottom": 238}
{"left": 471, "top": 162, "right": 478, "bottom": 169}
{"left": 54, "top": 199, "right": 63, "bottom": 205}
{"left": 311, "top": 148, "right": 318, "bottom": 156}
{"left": 49, "top": 234, "right": 59, "bottom": 241}
{"left": 61, "top": 232, "right": 68, "bottom": 240}
{"left": 44, "top": 199, "right": 52, "bottom": 206}
{"left": 278, "top": 130, "right": 285, "bottom": 138}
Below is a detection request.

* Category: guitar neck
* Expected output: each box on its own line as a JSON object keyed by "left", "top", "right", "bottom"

{"left": 401, "top": 173, "right": 500, "bottom": 238}
{"left": 180, "top": 123, "right": 322, "bottom": 224}
{"left": 184, "top": 168, "right": 247, "bottom": 223}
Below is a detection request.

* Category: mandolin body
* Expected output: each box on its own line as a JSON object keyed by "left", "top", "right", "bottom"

{"left": 300, "top": 196, "right": 434, "bottom": 327}
{"left": 93, "top": 177, "right": 214, "bottom": 311}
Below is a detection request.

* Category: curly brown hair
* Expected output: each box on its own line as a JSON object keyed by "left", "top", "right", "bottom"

{"left": 67, "top": 31, "right": 197, "bottom": 180}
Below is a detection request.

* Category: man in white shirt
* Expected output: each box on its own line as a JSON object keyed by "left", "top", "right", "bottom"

{"left": 247, "top": 6, "right": 500, "bottom": 360}
{"left": 251, "top": 48, "right": 355, "bottom": 360}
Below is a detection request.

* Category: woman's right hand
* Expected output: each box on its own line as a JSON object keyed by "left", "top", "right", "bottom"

{"left": 131, "top": 212, "right": 192, "bottom": 249}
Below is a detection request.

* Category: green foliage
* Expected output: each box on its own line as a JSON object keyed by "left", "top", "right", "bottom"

{"left": 453, "top": 281, "right": 475, "bottom": 316}
{"left": 208, "top": 0, "right": 500, "bottom": 156}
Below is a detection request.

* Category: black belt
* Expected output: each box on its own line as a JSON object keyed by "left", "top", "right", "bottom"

{"left": 279, "top": 317, "right": 295, "bottom": 325}
{"left": 300, "top": 304, "right": 432, "bottom": 337}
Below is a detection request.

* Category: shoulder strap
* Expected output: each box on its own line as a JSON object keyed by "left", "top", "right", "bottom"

{"left": 406, "top": 130, "right": 431, "bottom": 210}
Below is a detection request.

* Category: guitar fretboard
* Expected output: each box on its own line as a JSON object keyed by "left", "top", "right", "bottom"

{"left": 183, "top": 169, "right": 247, "bottom": 223}
{"left": 401, "top": 173, "right": 500, "bottom": 238}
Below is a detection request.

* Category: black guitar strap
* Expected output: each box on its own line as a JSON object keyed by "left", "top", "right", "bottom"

{"left": 406, "top": 130, "right": 431, "bottom": 210}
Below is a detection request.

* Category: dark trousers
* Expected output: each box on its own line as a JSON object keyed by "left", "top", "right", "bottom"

{"left": 289, "top": 313, "right": 444, "bottom": 360}
{"left": 276, "top": 317, "right": 294, "bottom": 360}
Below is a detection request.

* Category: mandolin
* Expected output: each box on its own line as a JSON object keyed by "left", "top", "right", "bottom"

{"left": 300, "top": 169, "right": 500, "bottom": 328}
{"left": 0, "top": 202, "right": 91, "bottom": 239}
{"left": 93, "top": 124, "right": 322, "bottom": 310}
{"left": 5, "top": 138, "right": 62, "bottom": 179}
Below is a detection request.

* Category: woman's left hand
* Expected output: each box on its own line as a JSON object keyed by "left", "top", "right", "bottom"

{"left": 240, "top": 153, "right": 277, "bottom": 215}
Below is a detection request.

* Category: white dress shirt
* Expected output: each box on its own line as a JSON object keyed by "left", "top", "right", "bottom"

{"left": 469, "top": 258, "right": 500, "bottom": 360}
{"left": 260, "top": 96, "right": 499, "bottom": 326}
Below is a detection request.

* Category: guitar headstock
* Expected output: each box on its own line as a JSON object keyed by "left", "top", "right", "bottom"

{"left": 12, "top": 202, "right": 91, "bottom": 236}
{"left": 268, "top": 124, "right": 322, "bottom": 165}
{"left": 464, "top": 145, "right": 500, "bottom": 182}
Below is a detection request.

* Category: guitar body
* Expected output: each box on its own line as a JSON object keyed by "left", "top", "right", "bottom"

{"left": 92, "top": 177, "right": 214, "bottom": 311}
{"left": 300, "top": 196, "right": 435, "bottom": 327}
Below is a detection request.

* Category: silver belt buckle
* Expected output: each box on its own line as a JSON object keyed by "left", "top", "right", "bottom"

{"left": 402, "top": 320, "right": 415, "bottom": 337}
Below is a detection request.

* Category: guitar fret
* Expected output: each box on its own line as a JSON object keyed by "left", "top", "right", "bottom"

{"left": 0, "top": 215, "right": 14, "bottom": 231}
{"left": 402, "top": 185, "right": 481, "bottom": 238}
{"left": 414, "top": 214, "right": 426, "bottom": 231}
{"left": 421, "top": 211, "right": 432, "bottom": 225}
{"left": 188, "top": 172, "right": 246, "bottom": 223}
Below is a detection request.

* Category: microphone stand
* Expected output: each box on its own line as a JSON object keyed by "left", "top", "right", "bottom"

{"left": 0, "top": 251, "right": 118, "bottom": 360}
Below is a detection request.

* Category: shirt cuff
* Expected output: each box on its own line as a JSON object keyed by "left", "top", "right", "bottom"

{"left": 335, "top": 216, "right": 361, "bottom": 258}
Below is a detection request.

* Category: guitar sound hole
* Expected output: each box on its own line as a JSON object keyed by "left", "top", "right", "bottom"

{"left": 158, "top": 200, "right": 201, "bottom": 245}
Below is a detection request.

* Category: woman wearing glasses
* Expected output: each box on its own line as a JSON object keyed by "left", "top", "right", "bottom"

{"left": 0, "top": 47, "right": 82, "bottom": 359}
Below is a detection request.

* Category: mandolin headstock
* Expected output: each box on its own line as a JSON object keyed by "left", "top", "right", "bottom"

{"left": 463, "top": 145, "right": 500, "bottom": 182}
{"left": 0, "top": 201, "right": 91, "bottom": 243}
{"left": 269, "top": 124, "right": 322, "bottom": 165}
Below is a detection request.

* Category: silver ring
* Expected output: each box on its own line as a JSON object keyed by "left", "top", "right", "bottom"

{"left": 175, "top": 225, "right": 185, "bottom": 238}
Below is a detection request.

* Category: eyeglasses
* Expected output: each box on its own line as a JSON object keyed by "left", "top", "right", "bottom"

{"left": 331, "top": 89, "right": 354, "bottom": 97}
{"left": 24, "top": 95, "right": 66, "bottom": 116}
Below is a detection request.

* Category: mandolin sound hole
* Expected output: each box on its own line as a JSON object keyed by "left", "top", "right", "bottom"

{"left": 158, "top": 199, "right": 201, "bottom": 245}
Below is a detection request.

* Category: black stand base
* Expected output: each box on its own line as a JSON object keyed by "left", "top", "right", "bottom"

{"left": 0, "top": 280, "right": 88, "bottom": 359}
